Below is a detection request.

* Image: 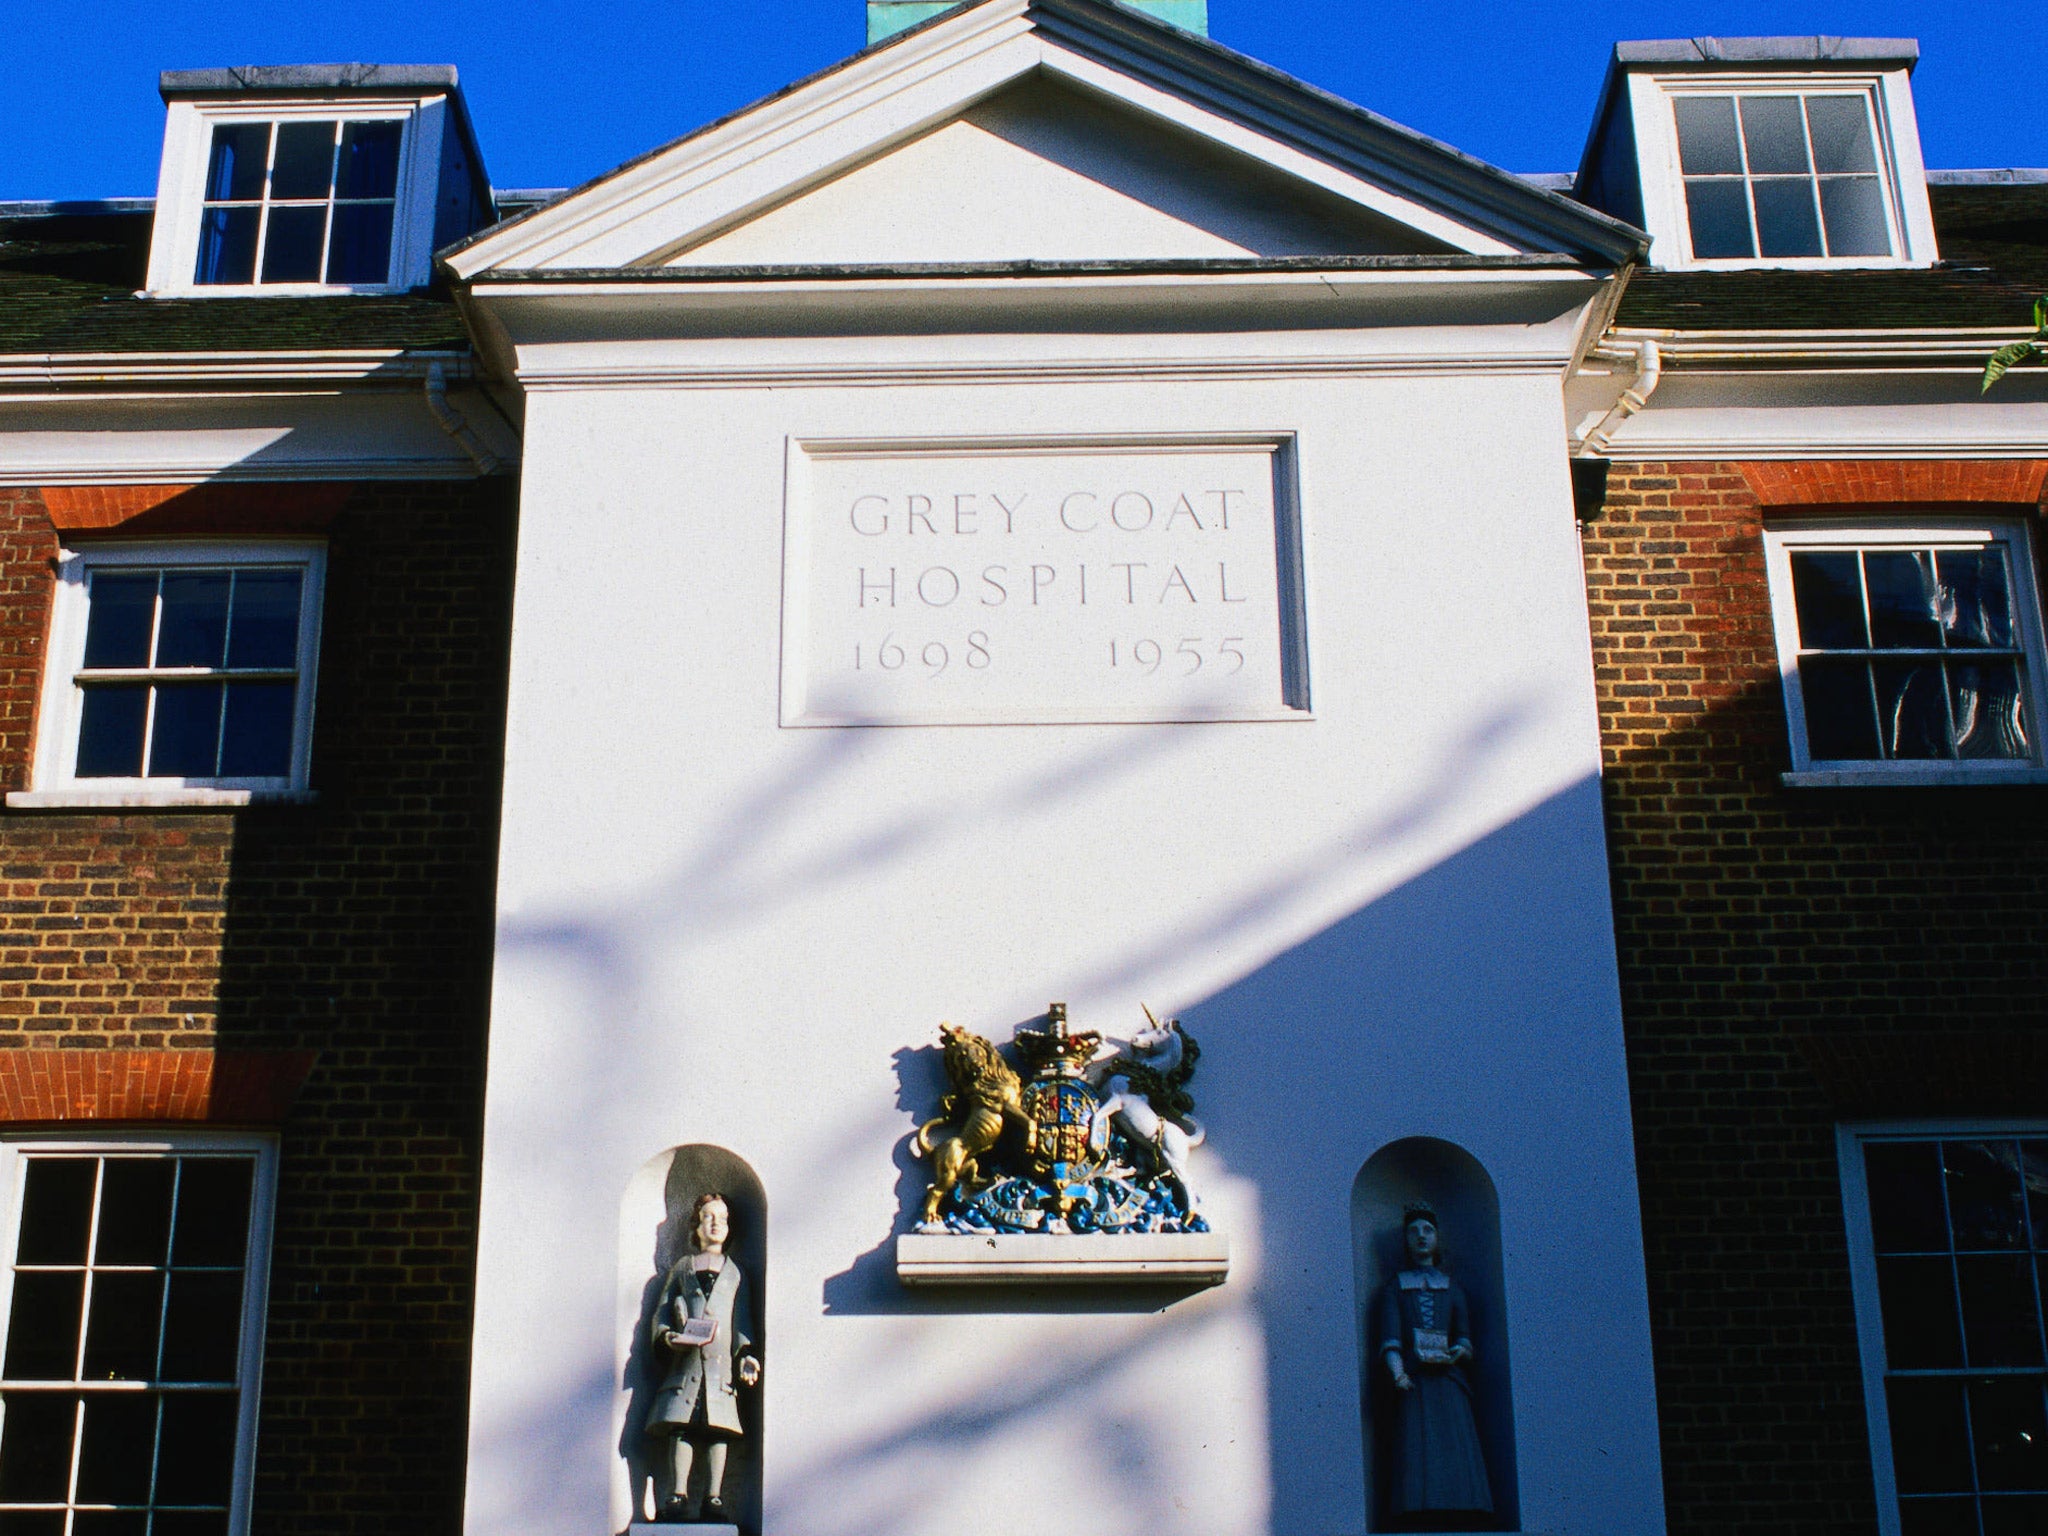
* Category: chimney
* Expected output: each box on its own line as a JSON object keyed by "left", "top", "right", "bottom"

{"left": 867, "top": 1, "right": 1208, "bottom": 44}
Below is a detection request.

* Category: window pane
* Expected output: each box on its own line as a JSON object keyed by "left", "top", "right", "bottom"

{"left": 1879, "top": 1256, "right": 1964, "bottom": 1368}
{"left": 148, "top": 684, "right": 225, "bottom": 779}
{"left": 153, "top": 1393, "right": 237, "bottom": 1506}
{"left": 1937, "top": 549, "right": 2015, "bottom": 650}
{"left": 225, "top": 570, "right": 303, "bottom": 669}
{"left": 1959, "top": 1256, "right": 2045, "bottom": 1366}
{"left": 0, "top": 1391, "right": 76, "bottom": 1501}
{"left": 1951, "top": 661, "right": 2029, "bottom": 761}
{"left": 193, "top": 206, "right": 259, "bottom": 286}
{"left": 1873, "top": 659, "right": 1950, "bottom": 756}
{"left": 159, "top": 1271, "right": 244, "bottom": 1385}
{"left": 1899, "top": 1499, "right": 1980, "bottom": 1536}
{"left": 1821, "top": 176, "right": 1892, "bottom": 258}
{"left": 2022, "top": 1143, "right": 2048, "bottom": 1244}
{"left": 1741, "top": 95, "right": 1813, "bottom": 175}
{"left": 1675, "top": 96, "right": 1744, "bottom": 174}
{"left": 1888, "top": 1377, "right": 1974, "bottom": 1493}
{"left": 268, "top": 121, "right": 335, "bottom": 200}
{"left": 1807, "top": 94, "right": 1880, "bottom": 173}
{"left": 1752, "top": 178, "right": 1824, "bottom": 258}
{"left": 1799, "top": 656, "right": 1880, "bottom": 760}
{"left": 1984, "top": 1495, "right": 2048, "bottom": 1536}
{"left": 336, "top": 120, "right": 403, "bottom": 199}
{"left": 72, "top": 1393, "right": 155, "bottom": 1505}
{"left": 3, "top": 1271, "right": 85, "bottom": 1380}
{"left": 151, "top": 1515, "right": 229, "bottom": 1536}
{"left": 1684, "top": 179, "right": 1754, "bottom": 258}
{"left": 217, "top": 683, "right": 296, "bottom": 780}
{"left": 82, "top": 575, "right": 157, "bottom": 669}
{"left": 71, "top": 1513, "right": 148, "bottom": 1536}
{"left": 326, "top": 202, "right": 395, "bottom": 285}
{"left": 0, "top": 1511, "right": 69, "bottom": 1536}
{"left": 172, "top": 1162, "right": 252, "bottom": 1268}
{"left": 259, "top": 204, "right": 327, "bottom": 284}
{"left": 95, "top": 1160, "right": 175, "bottom": 1266}
{"left": 75, "top": 686, "right": 148, "bottom": 778}
{"left": 1971, "top": 1376, "right": 2048, "bottom": 1490}
{"left": 81, "top": 1270, "right": 165, "bottom": 1382}
{"left": 1949, "top": 1142, "right": 2030, "bottom": 1250}
{"left": 17, "top": 1159, "right": 96, "bottom": 1265}
{"left": 1866, "top": 551, "right": 1942, "bottom": 648}
{"left": 202, "top": 124, "right": 268, "bottom": 203}
{"left": 155, "top": 573, "right": 230, "bottom": 669}
{"left": 1870, "top": 1141, "right": 1951, "bottom": 1250}
{"left": 1791, "top": 551, "right": 1868, "bottom": 648}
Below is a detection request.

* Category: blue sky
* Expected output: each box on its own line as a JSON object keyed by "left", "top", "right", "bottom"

{"left": 6, "top": 1, "right": 2041, "bottom": 201}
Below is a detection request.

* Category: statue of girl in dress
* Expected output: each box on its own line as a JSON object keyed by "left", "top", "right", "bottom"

{"left": 1375, "top": 1202, "right": 1494, "bottom": 1531}
{"left": 646, "top": 1193, "right": 761, "bottom": 1524}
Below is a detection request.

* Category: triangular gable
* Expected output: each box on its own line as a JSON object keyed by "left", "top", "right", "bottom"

{"left": 675, "top": 76, "right": 1455, "bottom": 265}
{"left": 445, "top": 0, "right": 1644, "bottom": 278}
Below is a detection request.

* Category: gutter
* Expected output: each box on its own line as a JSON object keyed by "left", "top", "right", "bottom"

{"left": 1577, "top": 338, "right": 1661, "bottom": 457}
{"left": 423, "top": 361, "right": 504, "bottom": 475}
{"left": 0, "top": 349, "right": 472, "bottom": 388}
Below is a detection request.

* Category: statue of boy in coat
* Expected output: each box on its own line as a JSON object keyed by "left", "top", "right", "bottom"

{"left": 646, "top": 1193, "right": 761, "bottom": 1523}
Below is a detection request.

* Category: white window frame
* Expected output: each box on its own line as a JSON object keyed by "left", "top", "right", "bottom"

{"left": 1838, "top": 1121, "right": 2048, "bottom": 1536}
{"left": 0, "top": 1131, "right": 279, "bottom": 1536}
{"left": 21, "top": 541, "right": 326, "bottom": 809}
{"left": 1626, "top": 67, "right": 1937, "bottom": 269}
{"left": 1764, "top": 517, "right": 2048, "bottom": 786}
{"left": 143, "top": 94, "right": 450, "bottom": 296}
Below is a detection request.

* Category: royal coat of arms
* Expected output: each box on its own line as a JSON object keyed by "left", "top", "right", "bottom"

{"left": 911, "top": 1003, "right": 1208, "bottom": 1235}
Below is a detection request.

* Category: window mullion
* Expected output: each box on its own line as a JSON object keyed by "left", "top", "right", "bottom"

{"left": 253, "top": 125, "right": 278, "bottom": 282}
{"left": 1730, "top": 96, "right": 1762, "bottom": 258}
{"left": 1931, "top": 1145, "right": 1990, "bottom": 1522}
{"left": 1798, "top": 97, "right": 1831, "bottom": 258}
{"left": 319, "top": 125, "right": 342, "bottom": 283}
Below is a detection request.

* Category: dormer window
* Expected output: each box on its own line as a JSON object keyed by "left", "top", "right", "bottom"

{"left": 1573, "top": 38, "right": 1939, "bottom": 270}
{"left": 1673, "top": 91, "right": 1890, "bottom": 260}
{"left": 143, "top": 65, "right": 495, "bottom": 297}
{"left": 195, "top": 118, "right": 404, "bottom": 285}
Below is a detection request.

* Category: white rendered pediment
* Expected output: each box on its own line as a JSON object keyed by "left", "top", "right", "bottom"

{"left": 446, "top": 0, "right": 1643, "bottom": 278}
{"left": 672, "top": 77, "right": 1451, "bottom": 265}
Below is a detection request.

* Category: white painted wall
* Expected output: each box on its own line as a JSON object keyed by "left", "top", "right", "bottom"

{"left": 464, "top": 309, "right": 1667, "bottom": 1536}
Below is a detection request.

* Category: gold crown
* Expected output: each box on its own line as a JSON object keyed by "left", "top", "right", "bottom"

{"left": 1012, "top": 1002, "right": 1102, "bottom": 1072}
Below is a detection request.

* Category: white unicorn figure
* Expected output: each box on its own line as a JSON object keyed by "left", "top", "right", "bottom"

{"left": 1092, "top": 1007, "right": 1206, "bottom": 1214}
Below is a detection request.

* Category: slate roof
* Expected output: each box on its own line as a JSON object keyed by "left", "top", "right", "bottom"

{"left": 1616, "top": 182, "right": 2048, "bottom": 332}
{"left": 3, "top": 181, "right": 2044, "bottom": 355}
{"left": 0, "top": 205, "right": 468, "bottom": 355}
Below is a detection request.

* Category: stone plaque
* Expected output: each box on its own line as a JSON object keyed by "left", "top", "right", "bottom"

{"left": 780, "top": 436, "right": 1309, "bottom": 726}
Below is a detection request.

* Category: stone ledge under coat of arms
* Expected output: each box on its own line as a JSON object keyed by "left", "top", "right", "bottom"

{"left": 894, "top": 1003, "right": 1228, "bottom": 1286}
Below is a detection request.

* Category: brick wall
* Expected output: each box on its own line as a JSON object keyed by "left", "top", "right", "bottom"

{"left": 1580, "top": 461, "right": 2048, "bottom": 1535}
{"left": 0, "top": 480, "right": 516, "bottom": 1533}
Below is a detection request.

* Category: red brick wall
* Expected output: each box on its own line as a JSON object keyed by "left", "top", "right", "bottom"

{"left": 1581, "top": 461, "right": 2048, "bottom": 1535}
{"left": 0, "top": 480, "right": 516, "bottom": 1533}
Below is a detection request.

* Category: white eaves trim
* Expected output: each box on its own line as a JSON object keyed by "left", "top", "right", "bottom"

{"left": 445, "top": 0, "right": 1605, "bottom": 277}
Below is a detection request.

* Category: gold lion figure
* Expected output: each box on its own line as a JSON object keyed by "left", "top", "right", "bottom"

{"left": 911, "top": 1022, "right": 1036, "bottom": 1228}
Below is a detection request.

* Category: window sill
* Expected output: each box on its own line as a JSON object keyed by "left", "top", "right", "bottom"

{"left": 1782, "top": 767, "right": 2048, "bottom": 789}
{"left": 6, "top": 788, "right": 319, "bottom": 810}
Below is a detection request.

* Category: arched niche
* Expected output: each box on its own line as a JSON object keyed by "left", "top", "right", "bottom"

{"left": 1352, "top": 1137, "right": 1518, "bottom": 1532}
{"left": 616, "top": 1145, "right": 767, "bottom": 1535}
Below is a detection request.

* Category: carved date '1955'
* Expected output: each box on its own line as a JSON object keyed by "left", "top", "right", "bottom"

{"left": 1110, "top": 637, "right": 1247, "bottom": 675}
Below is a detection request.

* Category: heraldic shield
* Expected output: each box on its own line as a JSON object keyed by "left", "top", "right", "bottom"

{"left": 910, "top": 1003, "right": 1208, "bottom": 1235}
